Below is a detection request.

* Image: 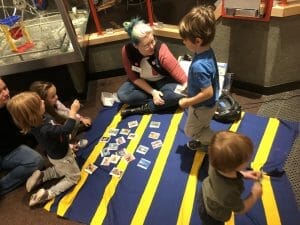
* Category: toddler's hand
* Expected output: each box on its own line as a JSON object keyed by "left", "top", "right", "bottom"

{"left": 81, "top": 117, "right": 92, "bottom": 127}
{"left": 241, "top": 170, "right": 262, "bottom": 181}
{"left": 70, "top": 99, "right": 80, "bottom": 117}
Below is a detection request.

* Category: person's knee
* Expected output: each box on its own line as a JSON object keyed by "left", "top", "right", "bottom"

{"left": 20, "top": 145, "right": 45, "bottom": 170}
{"left": 117, "top": 89, "right": 127, "bottom": 103}
{"left": 34, "top": 154, "right": 45, "bottom": 170}
{"left": 71, "top": 172, "right": 81, "bottom": 184}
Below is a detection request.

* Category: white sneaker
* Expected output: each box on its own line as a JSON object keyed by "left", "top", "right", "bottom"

{"left": 26, "top": 170, "right": 43, "bottom": 192}
{"left": 29, "top": 189, "right": 51, "bottom": 207}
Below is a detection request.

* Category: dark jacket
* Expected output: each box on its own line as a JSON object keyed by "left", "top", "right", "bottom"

{"left": 31, "top": 114, "right": 76, "bottom": 159}
{"left": 0, "top": 106, "right": 27, "bottom": 156}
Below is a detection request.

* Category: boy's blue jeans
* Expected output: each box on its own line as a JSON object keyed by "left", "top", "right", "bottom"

{"left": 0, "top": 145, "right": 44, "bottom": 195}
{"left": 117, "top": 77, "right": 184, "bottom": 112}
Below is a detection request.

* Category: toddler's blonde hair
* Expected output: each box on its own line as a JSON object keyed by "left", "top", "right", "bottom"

{"left": 7, "top": 92, "right": 43, "bottom": 134}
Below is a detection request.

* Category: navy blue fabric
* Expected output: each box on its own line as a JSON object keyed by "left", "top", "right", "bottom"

{"left": 48, "top": 104, "right": 299, "bottom": 225}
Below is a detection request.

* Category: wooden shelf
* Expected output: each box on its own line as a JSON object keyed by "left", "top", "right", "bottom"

{"left": 222, "top": 0, "right": 273, "bottom": 22}
{"left": 271, "top": 0, "right": 300, "bottom": 17}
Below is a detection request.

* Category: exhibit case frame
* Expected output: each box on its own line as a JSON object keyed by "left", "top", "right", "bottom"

{"left": 0, "top": 0, "right": 90, "bottom": 76}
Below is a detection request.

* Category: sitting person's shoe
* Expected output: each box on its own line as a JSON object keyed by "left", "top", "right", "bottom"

{"left": 187, "top": 140, "right": 208, "bottom": 152}
{"left": 29, "top": 188, "right": 53, "bottom": 207}
{"left": 26, "top": 170, "right": 44, "bottom": 192}
{"left": 121, "top": 104, "right": 152, "bottom": 118}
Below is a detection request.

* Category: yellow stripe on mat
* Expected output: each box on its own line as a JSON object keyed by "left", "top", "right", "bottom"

{"left": 131, "top": 109, "right": 184, "bottom": 225}
{"left": 176, "top": 151, "right": 205, "bottom": 225}
{"left": 44, "top": 109, "right": 123, "bottom": 214}
{"left": 251, "top": 118, "right": 280, "bottom": 170}
{"left": 226, "top": 117, "right": 280, "bottom": 225}
{"left": 90, "top": 114, "right": 152, "bottom": 225}
{"left": 251, "top": 118, "right": 281, "bottom": 225}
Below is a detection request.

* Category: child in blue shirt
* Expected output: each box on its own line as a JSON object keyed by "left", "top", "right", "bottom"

{"left": 178, "top": 6, "right": 219, "bottom": 151}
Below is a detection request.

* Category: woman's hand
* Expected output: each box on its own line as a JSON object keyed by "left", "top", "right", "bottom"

{"left": 152, "top": 89, "right": 165, "bottom": 105}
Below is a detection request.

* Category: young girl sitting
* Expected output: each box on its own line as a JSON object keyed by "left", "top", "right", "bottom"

{"left": 29, "top": 80, "right": 91, "bottom": 149}
{"left": 7, "top": 92, "right": 82, "bottom": 206}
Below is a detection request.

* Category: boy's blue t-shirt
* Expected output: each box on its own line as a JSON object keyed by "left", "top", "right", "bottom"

{"left": 188, "top": 48, "right": 219, "bottom": 108}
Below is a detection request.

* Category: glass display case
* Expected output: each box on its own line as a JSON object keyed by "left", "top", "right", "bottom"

{"left": 0, "top": 0, "right": 90, "bottom": 76}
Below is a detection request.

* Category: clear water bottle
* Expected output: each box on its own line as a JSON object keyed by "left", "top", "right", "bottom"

{"left": 222, "top": 73, "right": 234, "bottom": 95}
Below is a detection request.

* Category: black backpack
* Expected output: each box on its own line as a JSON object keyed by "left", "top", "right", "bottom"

{"left": 213, "top": 94, "right": 242, "bottom": 123}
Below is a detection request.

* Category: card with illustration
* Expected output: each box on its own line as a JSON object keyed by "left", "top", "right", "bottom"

{"left": 174, "top": 84, "right": 187, "bottom": 96}
{"left": 101, "top": 157, "right": 111, "bottom": 166}
{"left": 116, "top": 136, "right": 126, "bottom": 145}
{"left": 99, "top": 136, "right": 111, "bottom": 143}
{"left": 127, "top": 133, "right": 137, "bottom": 140}
{"left": 148, "top": 131, "right": 160, "bottom": 139}
{"left": 109, "top": 167, "right": 123, "bottom": 178}
{"left": 110, "top": 154, "right": 121, "bottom": 164}
{"left": 108, "top": 128, "right": 119, "bottom": 136}
{"left": 149, "top": 121, "right": 161, "bottom": 128}
{"left": 151, "top": 140, "right": 163, "bottom": 149}
{"left": 128, "top": 120, "right": 138, "bottom": 128}
{"left": 108, "top": 143, "right": 118, "bottom": 151}
{"left": 84, "top": 163, "right": 98, "bottom": 174}
{"left": 100, "top": 148, "right": 110, "bottom": 157}
{"left": 120, "top": 128, "right": 131, "bottom": 136}
{"left": 116, "top": 148, "right": 127, "bottom": 157}
{"left": 123, "top": 153, "right": 136, "bottom": 163}
{"left": 137, "top": 158, "right": 151, "bottom": 170}
{"left": 136, "top": 145, "right": 149, "bottom": 155}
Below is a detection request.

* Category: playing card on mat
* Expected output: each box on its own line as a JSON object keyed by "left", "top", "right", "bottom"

{"left": 137, "top": 158, "right": 151, "bottom": 170}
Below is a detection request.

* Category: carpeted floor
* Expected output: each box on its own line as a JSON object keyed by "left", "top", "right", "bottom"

{"left": 0, "top": 76, "right": 299, "bottom": 225}
{"left": 257, "top": 89, "right": 300, "bottom": 208}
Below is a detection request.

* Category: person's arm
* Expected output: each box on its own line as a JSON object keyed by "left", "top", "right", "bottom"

{"left": 42, "top": 99, "right": 81, "bottom": 136}
{"left": 237, "top": 181, "right": 262, "bottom": 214}
{"left": 158, "top": 43, "right": 188, "bottom": 85}
{"left": 55, "top": 100, "right": 70, "bottom": 118}
{"left": 179, "top": 85, "right": 213, "bottom": 108}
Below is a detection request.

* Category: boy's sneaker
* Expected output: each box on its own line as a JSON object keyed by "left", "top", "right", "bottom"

{"left": 187, "top": 140, "right": 208, "bottom": 152}
{"left": 29, "top": 188, "right": 50, "bottom": 207}
{"left": 26, "top": 170, "right": 43, "bottom": 192}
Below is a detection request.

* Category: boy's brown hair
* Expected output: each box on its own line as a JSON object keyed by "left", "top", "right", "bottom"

{"left": 179, "top": 6, "right": 216, "bottom": 46}
{"left": 7, "top": 92, "right": 43, "bottom": 134}
{"left": 209, "top": 131, "right": 254, "bottom": 172}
